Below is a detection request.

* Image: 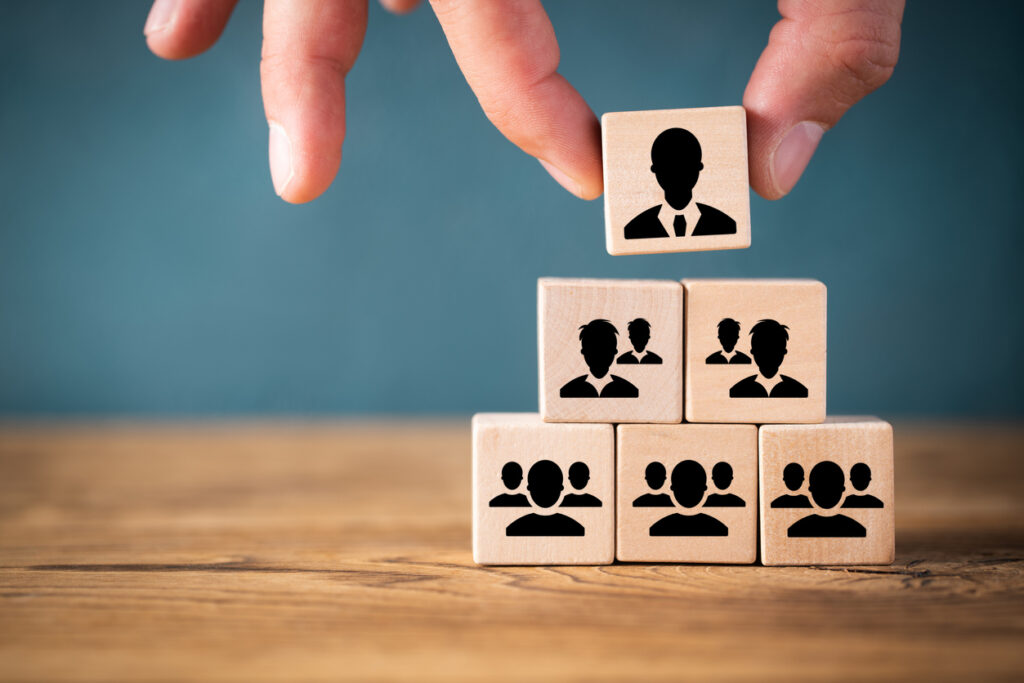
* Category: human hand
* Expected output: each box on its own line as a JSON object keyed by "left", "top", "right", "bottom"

{"left": 144, "top": 0, "right": 903, "bottom": 204}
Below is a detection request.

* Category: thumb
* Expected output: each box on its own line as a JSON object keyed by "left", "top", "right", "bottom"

{"left": 743, "top": 0, "right": 904, "bottom": 199}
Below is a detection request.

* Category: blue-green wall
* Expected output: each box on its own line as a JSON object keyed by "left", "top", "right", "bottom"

{"left": 1, "top": 1, "right": 1022, "bottom": 416}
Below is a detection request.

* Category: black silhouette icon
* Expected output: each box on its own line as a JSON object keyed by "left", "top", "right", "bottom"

{"left": 770, "top": 463, "right": 812, "bottom": 508}
{"left": 624, "top": 127, "right": 737, "bottom": 240}
{"left": 787, "top": 462, "right": 867, "bottom": 538}
{"left": 560, "top": 319, "right": 640, "bottom": 398}
{"left": 506, "top": 460, "right": 585, "bottom": 537}
{"left": 488, "top": 461, "right": 530, "bottom": 507}
{"left": 842, "top": 463, "right": 885, "bottom": 508}
{"left": 729, "top": 320, "right": 809, "bottom": 398}
{"left": 632, "top": 462, "right": 674, "bottom": 507}
{"left": 617, "top": 318, "right": 663, "bottom": 365}
{"left": 703, "top": 462, "right": 746, "bottom": 507}
{"left": 649, "top": 460, "right": 729, "bottom": 537}
{"left": 560, "top": 462, "right": 603, "bottom": 507}
{"left": 705, "top": 318, "right": 752, "bottom": 365}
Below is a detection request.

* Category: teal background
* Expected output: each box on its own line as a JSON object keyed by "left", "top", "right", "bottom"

{"left": 1, "top": 1, "right": 1022, "bottom": 417}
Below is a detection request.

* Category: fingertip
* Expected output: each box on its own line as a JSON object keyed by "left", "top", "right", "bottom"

{"left": 268, "top": 121, "right": 341, "bottom": 204}
{"left": 379, "top": 0, "right": 421, "bottom": 15}
{"left": 143, "top": 0, "right": 237, "bottom": 60}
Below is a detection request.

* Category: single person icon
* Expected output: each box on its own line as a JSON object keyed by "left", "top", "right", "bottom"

{"left": 632, "top": 462, "right": 674, "bottom": 507}
{"left": 703, "top": 462, "right": 746, "bottom": 507}
{"left": 560, "top": 319, "right": 640, "bottom": 398}
{"left": 841, "top": 463, "right": 885, "bottom": 508}
{"left": 506, "top": 460, "right": 585, "bottom": 537}
{"left": 705, "top": 318, "right": 752, "bottom": 365}
{"left": 787, "top": 461, "right": 867, "bottom": 538}
{"left": 560, "top": 462, "right": 602, "bottom": 507}
{"left": 616, "top": 318, "right": 663, "bottom": 365}
{"left": 770, "top": 463, "right": 812, "bottom": 508}
{"left": 729, "top": 320, "right": 809, "bottom": 398}
{"left": 624, "top": 127, "right": 737, "bottom": 239}
{"left": 488, "top": 461, "right": 530, "bottom": 507}
{"left": 649, "top": 460, "right": 729, "bottom": 536}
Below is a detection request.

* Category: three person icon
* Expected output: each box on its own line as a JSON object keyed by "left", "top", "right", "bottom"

{"left": 560, "top": 319, "right": 639, "bottom": 398}
{"left": 772, "top": 461, "right": 884, "bottom": 538}
{"left": 728, "top": 319, "right": 809, "bottom": 398}
{"left": 648, "top": 460, "right": 730, "bottom": 536}
{"left": 624, "top": 127, "right": 737, "bottom": 240}
{"left": 491, "top": 460, "right": 603, "bottom": 537}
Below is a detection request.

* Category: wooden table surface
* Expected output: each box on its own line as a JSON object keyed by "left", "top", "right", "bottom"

{"left": 0, "top": 421, "right": 1021, "bottom": 681}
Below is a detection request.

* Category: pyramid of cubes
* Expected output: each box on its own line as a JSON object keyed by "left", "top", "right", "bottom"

{"left": 472, "top": 107, "right": 895, "bottom": 567}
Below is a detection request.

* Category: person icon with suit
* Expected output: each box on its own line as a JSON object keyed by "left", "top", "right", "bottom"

{"left": 729, "top": 320, "right": 809, "bottom": 398}
{"left": 842, "top": 463, "right": 885, "bottom": 508}
{"left": 506, "top": 460, "right": 585, "bottom": 537}
{"left": 649, "top": 460, "right": 729, "bottom": 536}
{"left": 787, "top": 462, "right": 867, "bottom": 538}
{"left": 488, "top": 461, "right": 530, "bottom": 507}
{"left": 703, "top": 462, "right": 746, "bottom": 507}
{"left": 560, "top": 319, "right": 639, "bottom": 398}
{"left": 560, "top": 462, "right": 602, "bottom": 507}
{"left": 632, "top": 462, "right": 674, "bottom": 507}
{"left": 770, "top": 463, "right": 812, "bottom": 508}
{"left": 705, "top": 318, "right": 751, "bottom": 365}
{"left": 617, "top": 318, "right": 663, "bottom": 365}
{"left": 624, "top": 127, "right": 737, "bottom": 240}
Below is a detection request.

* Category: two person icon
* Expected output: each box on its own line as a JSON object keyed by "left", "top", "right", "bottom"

{"left": 771, "top": 461, "right": 884, "bottom": 538}
{"left": 633, "top": 460, "right": 745, "bottom": 536}
{"left": 560, "top": 319, "right": 656, "bottom": 398}
{"left": 489, "top": 460, "right": 603, "bottom": 536}
{"left": 724, "top": 319, "right": 809, "bottom": 398}
{"left": 624, "top": 127, "right": 737, "bottom": 240}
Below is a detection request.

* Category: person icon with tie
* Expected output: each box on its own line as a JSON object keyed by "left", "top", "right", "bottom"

{"left": 506, "top": 460, "right": 585, "bottom": 537}
{"left": 649, "top": 460, "right": 729, "bottom": 536}
{"left": 787, "top": 461, "right": 867, "bottom": 538}
{"left": 560, "top": 462, "right": 602, "bottom": 507}
{"left": 623, "top": 127, "right": 737, "bottom": 240}
{"left": 729, "top": 320, "right": 809, "bottom": 398}
{"left": 770, "top": 463, "right": 813, "bottom": 508}
{"left": 560, "top": 319, "right": 640, "bottom": 398}
{"left": 616, "top": 318, "right": 663, "bottom": 365}
{"left": 703, "top": 462, "right": 746, "bottom": 507}
{"left": 488, "top": 462, "right": 531, "bottom": 507}
{"left": 705, "top": 318, "right": 752, "bottom": 365}
{"left": 632, "top": 462, "right": 674, "bottom": 507}
{"left": 841, "top": 463, "right": 885, "bottom": 508}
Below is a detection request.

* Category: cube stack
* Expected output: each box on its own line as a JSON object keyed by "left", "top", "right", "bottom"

{"left": 472, "top": 107, "right": 895, "bottom": 567}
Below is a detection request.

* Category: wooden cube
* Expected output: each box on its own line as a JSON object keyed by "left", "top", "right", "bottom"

{"left": 683, "top": 279, "right": 826, "bottom": 424}
{"left": 616, "top": 424, "right": 757, "bottom": 564}
{"left": 472, "top": 414, "right": 615, "bottom": 565}
{"left": 539, "top": 278, "right": 683, "bottom": 424}
{"left": 759, "top": 417, "right": 895, "bottom": 566}
{"left": 602, "top": 106, "right": 751, "bottom": 256}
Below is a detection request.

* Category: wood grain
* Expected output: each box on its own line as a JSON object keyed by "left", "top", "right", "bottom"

{"left": 0, "top": 420, "right": 1022, "bottom": 681}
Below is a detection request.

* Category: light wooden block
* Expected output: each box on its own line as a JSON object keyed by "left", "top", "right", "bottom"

{"left": 539, "top": 278, "right": 683, "bottom": 424}
{"left": 602, "top": 106, "right": 751, "bottom": 256}
{"left": 759, "top": 417, "right": 895, "bottom": 566}
{"left": 472, "top": 414, "right": 614, "bottom": 565}
{"left": 616, "top": 424, "right": 757, "bottom": 564}
{"left": 683, "top": 279, "right": 826, "bottom": 424}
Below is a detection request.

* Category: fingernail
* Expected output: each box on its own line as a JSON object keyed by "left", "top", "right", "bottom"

{"left": 268, "top": 121, "right": 294, "bottom": 198}
{"left": 772, "top": 121, "right": 826, "bottom": 196}
{"left": 539, "top": 159, "right": 582, "bottom": 198}
{"left": 144, "top": 0, "right": 178, "bottom": 35}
